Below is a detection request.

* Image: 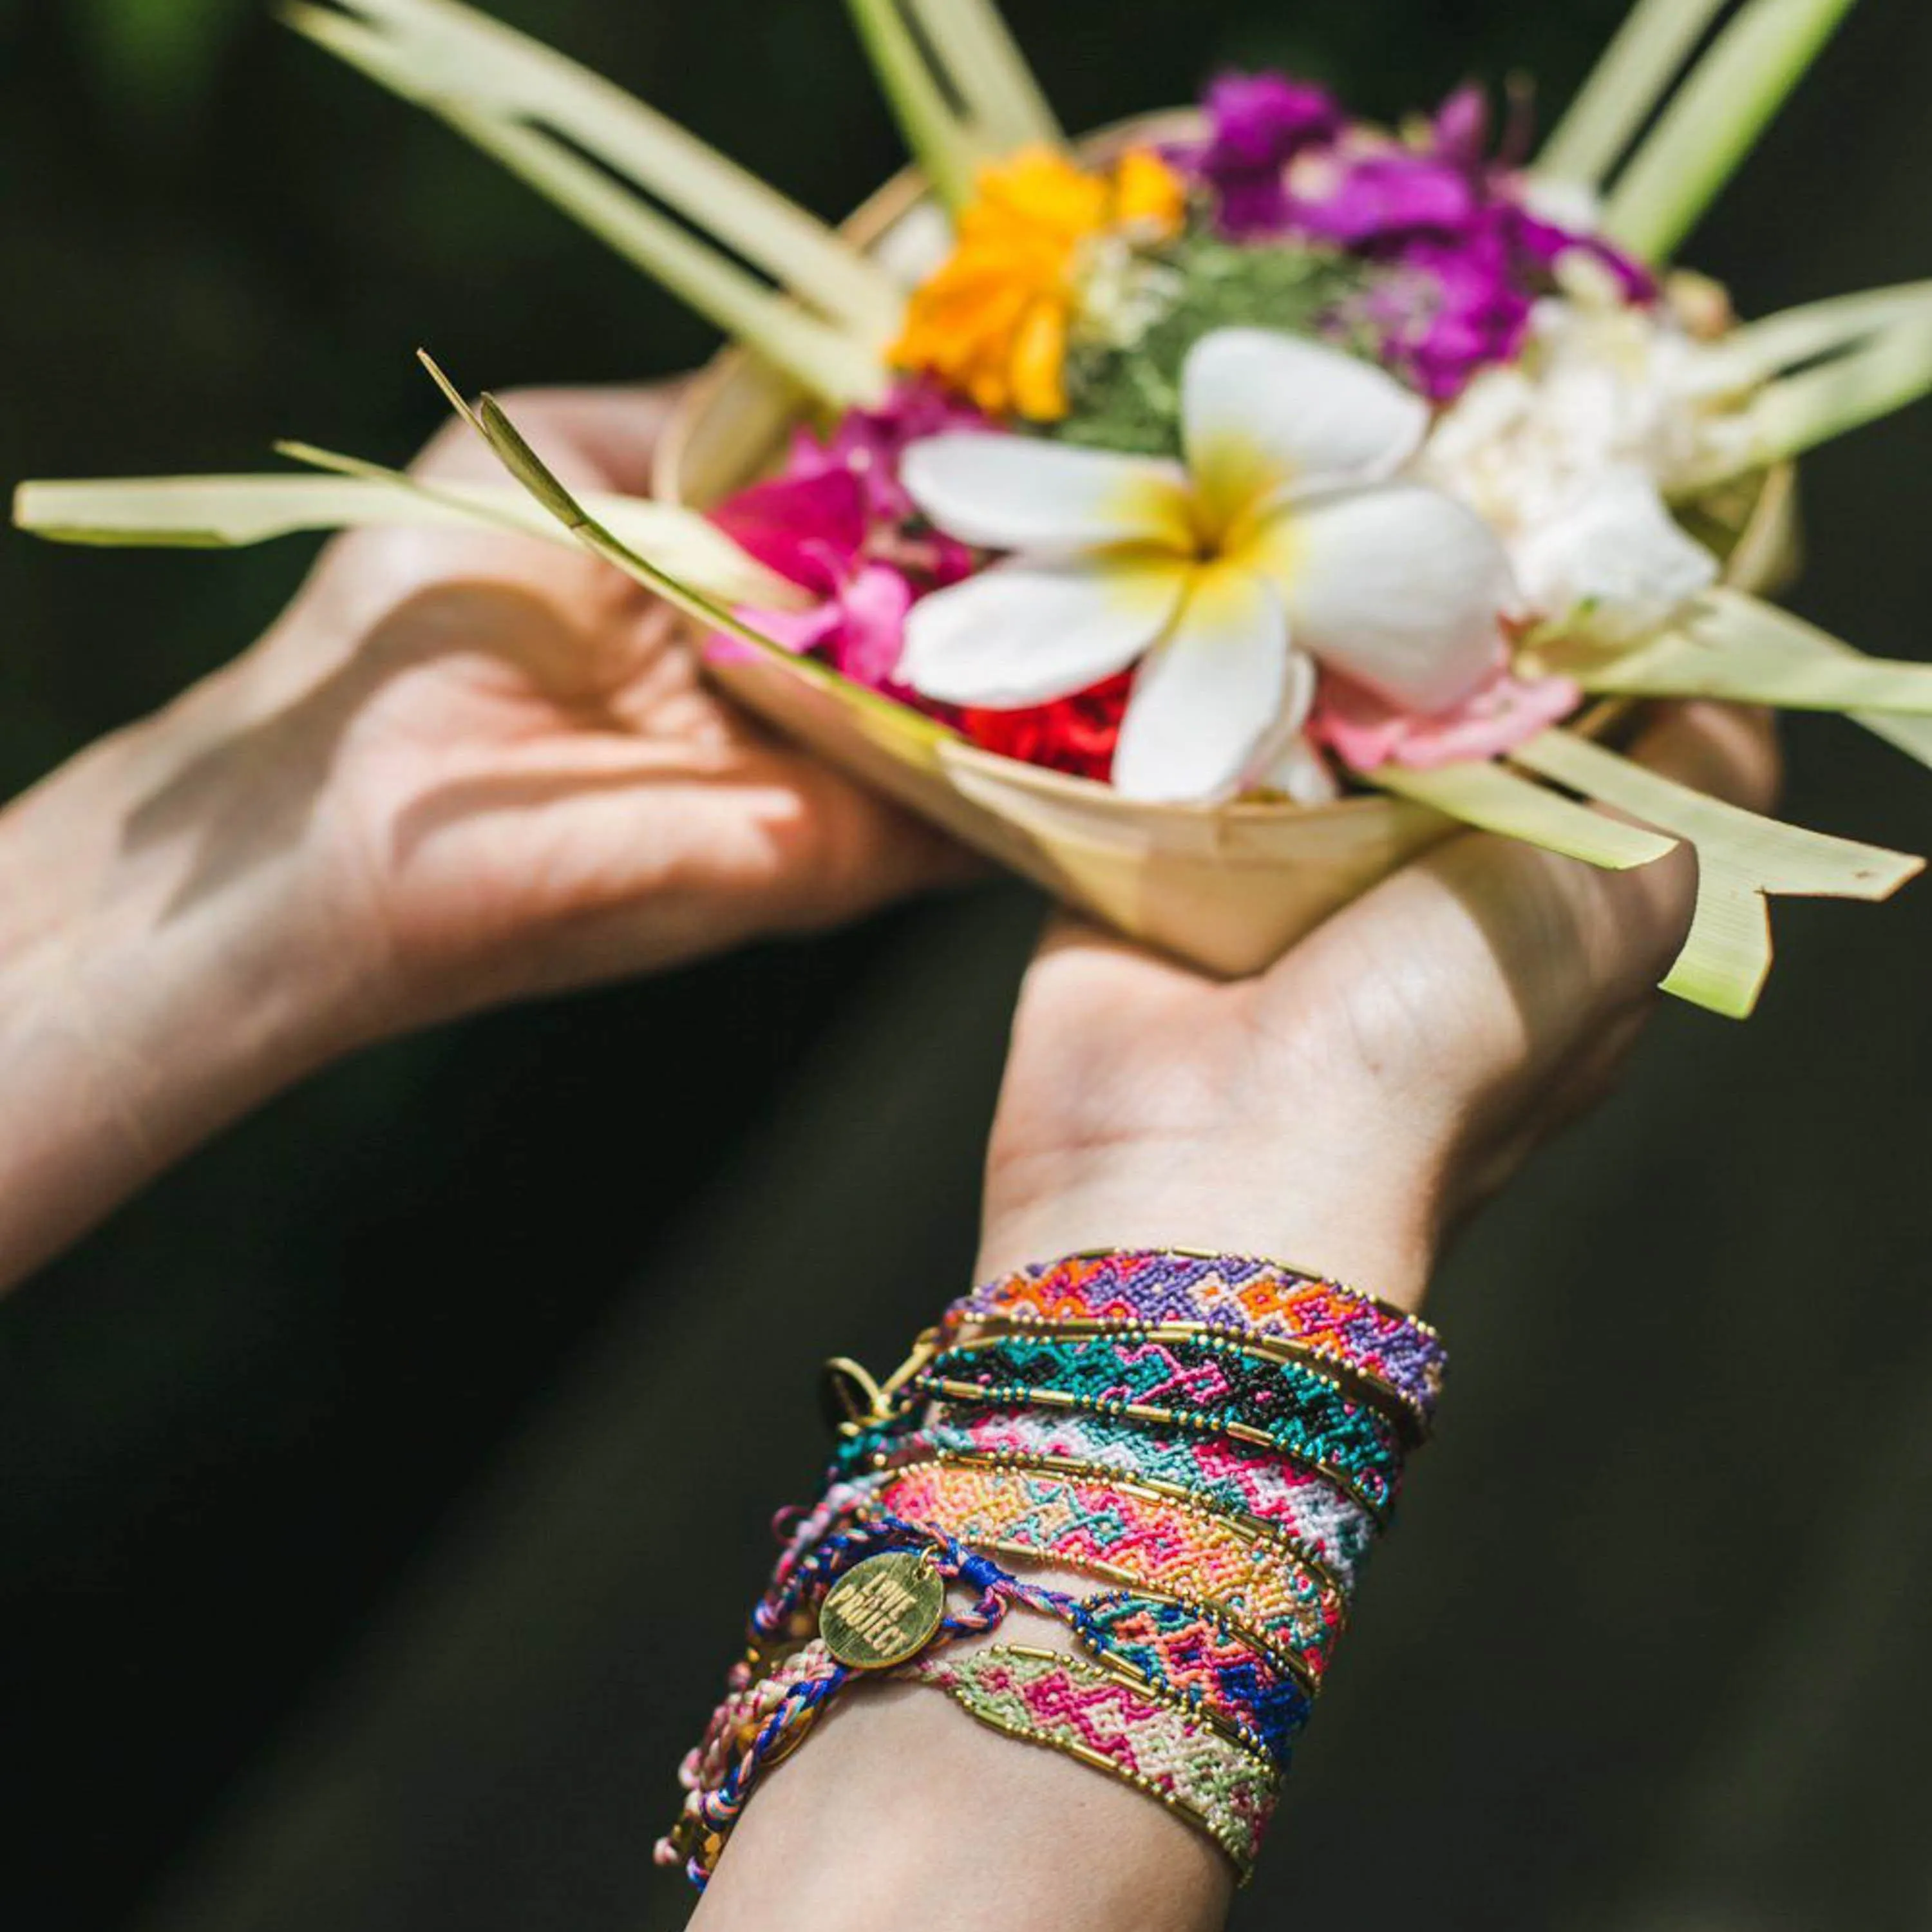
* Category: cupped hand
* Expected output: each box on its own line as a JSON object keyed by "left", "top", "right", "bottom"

{"left": 0, "top": 384, "right": 973, "bottom": 1286}
{"left": 188, "top": 383, "right": 964, "bottom": 1039}
{"left": 978, "top": 704, "right": 1781, "bottom": 1307}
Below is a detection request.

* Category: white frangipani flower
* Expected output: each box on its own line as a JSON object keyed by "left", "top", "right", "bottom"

{"left": 897, "top": 328, "right": 1515, "bottom": 802}
{"left": 1422, "top": 272, "right": 1750, "bottom": 647}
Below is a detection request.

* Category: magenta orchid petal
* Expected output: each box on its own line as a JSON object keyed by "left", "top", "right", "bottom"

{"left": 710, "top": 469, "right": 867, "bottom": 593}
{"left": 830, "top": 564, "right": 916, "bottom": 688}
{"left": 1204, "top": 70, "right": 1342, "bottom": 171}
{"left": 1508, "top": 207, "right": 1657, "bottom": 303}
{"left": 782, "top": 377, "right": 995, "bottom": 525}
{"left": 1194, "top": 69, "right": 1343, "bottom": 238}
{"left": 1290, "top": 153, "right": 1480, "bottom": 245}
{"left": 1173, "top": 66, "right": 1661, "bottom": 402}
{"left": 1430, "top": 84, "right": 1490, "bottom": 170}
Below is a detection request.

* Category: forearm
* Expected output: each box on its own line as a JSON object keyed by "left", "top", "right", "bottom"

{"left": 0, "top": 668, "right": 375, "bottom": 1289}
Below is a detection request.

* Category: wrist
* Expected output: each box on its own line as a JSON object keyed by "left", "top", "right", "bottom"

{"left": 976, "top": 1132, "right": 1446, "bottom": 1313}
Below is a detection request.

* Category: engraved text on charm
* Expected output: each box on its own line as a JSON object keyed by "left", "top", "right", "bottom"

{"left": 818, "top": 1550, "right": 945, "bottom": 1669}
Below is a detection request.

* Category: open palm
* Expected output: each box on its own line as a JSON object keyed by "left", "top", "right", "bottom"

{"left": 167, "top": 384, "right": 961, "bottom": 1036}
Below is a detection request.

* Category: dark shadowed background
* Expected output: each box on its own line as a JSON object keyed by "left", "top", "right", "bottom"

{"left": 3, "top": 3, "right": 1931, "bottom": 1928}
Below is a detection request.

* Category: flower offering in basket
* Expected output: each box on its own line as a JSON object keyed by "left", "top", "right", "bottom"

{"left": 21, "top": 0, "right": 1932, "bottom": 1014}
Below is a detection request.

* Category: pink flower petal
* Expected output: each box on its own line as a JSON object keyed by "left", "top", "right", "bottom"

{"left": 710, "top": 469, "right": 867, "bottom": 594}
{"left": 828, "top": 564, "right": 914, "bottom": 689}
{"left": 1312, "top": 659, "right": 1581, "bottom": 772}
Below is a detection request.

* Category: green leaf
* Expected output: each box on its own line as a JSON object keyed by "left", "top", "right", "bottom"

{"left": 1535, "top": 586, "right": 1932, "bottom": 777}
{"left": 1696, "top": 281, "right": 1932, "bottom": 392}
{"left": 15, "top": 473, "right": 506, "bottom": 549}
{"left": 1671, "top": 285, "right": 1932, "bottom": 488}
{"left": 285, "top": 0, "right": 896, "bottom": 404}
{"left": 905, "top": 0, "right": 1062, "bottom": 155}
{"left": 1544, "top": 588, "right": 1932, "bottom": 715}
{"left": 1537, "top": 0, "right": 1731, "bottom": 187}
{"left": 1057, "top": 239, "right": 1376, "bottom": 459}
{"left": 844, "top": 0, "right": 988, "bottom": 211}
{"left": 1721, "top": 317, "right": 1932, "bottom": 478}
{"left": 1370, "top": 761, "right": 1680, "bottom": 871}
{"left": 305, "top": 0, "right": 901, "bottom": 335}
{"left": 1601, "top": 0, "right": 1862, "bottom": 261}
{"left": 14, "top": 449, "right": 797, "bottom": 607}
{"left": 1511, "top": 726, "right": 1922, "bottom": 1018}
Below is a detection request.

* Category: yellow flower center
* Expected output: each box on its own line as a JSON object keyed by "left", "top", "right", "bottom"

{"left": 1101, "top": 444, "right": 1302, "bottom": 591}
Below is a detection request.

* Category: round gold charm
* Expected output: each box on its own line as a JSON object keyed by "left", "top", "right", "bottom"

{"left": 818, "top": 1549, "right": 945, "bottom": 1670}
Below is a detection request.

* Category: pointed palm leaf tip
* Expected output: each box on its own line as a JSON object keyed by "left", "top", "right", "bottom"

{"left": 899, "top": 328, "right": 1514, "bottom": 802}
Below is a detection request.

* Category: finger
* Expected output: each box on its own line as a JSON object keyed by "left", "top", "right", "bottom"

{"left": 753, "top": 757, "right": 989, "bottom": 935}
{"left": 1625, "top": 699, "right": 1781, "bottom": 814}
{"left": 1255, "top": 701, "right": 1774, "bottom": 1132}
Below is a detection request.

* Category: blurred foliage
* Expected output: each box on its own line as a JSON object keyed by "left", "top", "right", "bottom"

{"left": 70, "top": 0, "right": 257, "bottom": 122}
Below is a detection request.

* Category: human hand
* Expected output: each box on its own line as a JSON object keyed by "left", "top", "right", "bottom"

{"left": 696, "top": 716, "right": 1791, "bottom": 1932}
{"left": 202, "top": 383, "right": 967, "bottom": 1033}
{"left": 0, "top": 383, "right": 962, "bottom": 1285}
{"left": 978, "top": 703, "right": 1781, "bottom": 1308}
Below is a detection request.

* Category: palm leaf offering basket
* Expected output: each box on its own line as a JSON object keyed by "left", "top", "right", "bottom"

{"left": 19, "top": 0, "right": 1932, "bottom": 1016}
{"left": 653, "top": 135, "right": 1805, "bottom": 984}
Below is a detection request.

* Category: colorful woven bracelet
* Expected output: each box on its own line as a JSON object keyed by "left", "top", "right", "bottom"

{"left": 914, "top": 1331, "right": 1405, "bottom": 1517}
{"left": 878, "top": 1459, "right": 1345, "bottom": 1685}
{"left": 958, "top": 1314, "right": 1432, "bottom": 1443}
{"left": 951, "top": 1249, "right": 1444, "bottom": 1432}
{"left": 902, "top": 1643, "right": 1278, "bottom": 1876}
{"left": 1065, "top": 1592, "right": 1312, "bottom": 1761}
{"left": 860, "top": 1405, "right": 1381, "bottom": 1589}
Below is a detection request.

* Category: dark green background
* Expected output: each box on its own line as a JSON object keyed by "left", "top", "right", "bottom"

{"left": 3, "top": 3, "right": 1930, "bottom": 1928}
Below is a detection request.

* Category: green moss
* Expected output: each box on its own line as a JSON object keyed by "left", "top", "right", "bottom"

{"left": 1057, "top": 237, "right": 1383, "bottom": 459}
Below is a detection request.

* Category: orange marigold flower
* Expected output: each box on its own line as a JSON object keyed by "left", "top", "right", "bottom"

{"left": 892, "top": 145, "right": 1188, "bottom": 421}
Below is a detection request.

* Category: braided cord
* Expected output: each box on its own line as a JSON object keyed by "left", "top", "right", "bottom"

{"left": 880, "top": 1459, "right": 1345, "bottom": 1683}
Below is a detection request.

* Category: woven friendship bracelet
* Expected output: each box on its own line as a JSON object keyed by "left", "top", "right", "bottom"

{"left": 902, "top": 1643, "right": 1278, "bottom": 1875}
{"left": 870, "top": 1406, "right": 1381, "bottom": 1589}
{"left": 952, "top": 1250, "right": 1444, "bottom": 1432}
{"left": 878, "top": 1459, "right": 1345, "bottom": 1684}
{"left": 960, "top": 1315, "right": 1432, "bottom": 1443}
{"left": 914, "top": 1331, "right": 1405, "bottom": 1517}
{"left": 1068, "top": 1592, "right": 1313, "bottom": 1759}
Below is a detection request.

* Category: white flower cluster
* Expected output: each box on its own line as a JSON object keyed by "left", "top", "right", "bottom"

{"left": 1423, "top": 261, "right": 1757, "bottom": 649}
